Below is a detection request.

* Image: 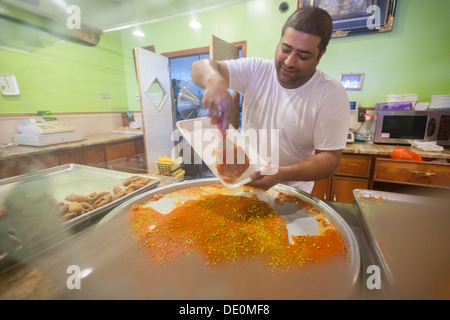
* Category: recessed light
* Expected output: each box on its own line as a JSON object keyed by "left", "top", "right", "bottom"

{"left": 189, "top": 21, "right": 202, "bottom": 29}
{"left": 132, "top": 30, "right": 145, "bottom": 37}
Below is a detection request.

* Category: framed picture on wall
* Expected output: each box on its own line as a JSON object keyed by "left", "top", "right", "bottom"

{"left": 340, "top": 73, "right": 364, "bottom": 90}
{"left": 296, "top": 0, "right": 397, "bottom": 38}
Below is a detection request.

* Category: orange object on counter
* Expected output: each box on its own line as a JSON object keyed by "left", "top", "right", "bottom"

{"left": 390, "top": 145, "right": 423, "bottom": 161}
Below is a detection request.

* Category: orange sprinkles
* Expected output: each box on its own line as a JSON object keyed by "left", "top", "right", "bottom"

{"left": 129, "top": 193, "right": 346, "bottom": 272}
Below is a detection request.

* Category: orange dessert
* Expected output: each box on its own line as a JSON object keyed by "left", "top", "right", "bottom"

{"left": 129, "top": 185, "right": 346, "bottom": 272}
{"left": 215, "top": 145, "right": 250, "bottom": 183}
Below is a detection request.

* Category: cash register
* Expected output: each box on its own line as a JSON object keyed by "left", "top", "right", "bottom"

{"left": 14, "top": 116, "right": 84, "bottom": 146}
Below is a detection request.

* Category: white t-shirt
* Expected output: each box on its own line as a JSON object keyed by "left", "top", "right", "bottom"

{"left": 224, "top": 57, "right": 350, "bottom": 193}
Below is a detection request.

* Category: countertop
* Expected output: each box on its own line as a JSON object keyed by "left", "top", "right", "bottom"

{"left": 0, "top": 133, "right": 143, "bottom": 161}
{"left": 2, "top": 134, "right": 449, "bottom": 162}
{"left": 344, "top": 142, "right": 450, "bottom": 159}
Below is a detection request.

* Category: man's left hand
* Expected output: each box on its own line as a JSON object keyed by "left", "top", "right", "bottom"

{"left": 247, "top": 164, "right": 281, "bottom": 190}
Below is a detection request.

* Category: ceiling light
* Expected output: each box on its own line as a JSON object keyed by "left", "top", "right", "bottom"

{"left": 189, "top": 21, "right": 202, "bottom": 29}
{"left": 132, "top": 30, "right": 146, "bottom": 37}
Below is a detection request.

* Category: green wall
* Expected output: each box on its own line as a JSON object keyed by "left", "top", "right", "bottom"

{"left": 321, "top": 0, "right": 450, "bottom": 107}
{"left": 0, "top": 30, "right": 128, "bottom": 114}
{"left": 1, "top": 0, "right": 449, "bottom": 114}
{"left": 122, "top": 0, "right": 450, "bottom": 111}
{"left": 121, "top": 0, "right": 301, "bottom": 111}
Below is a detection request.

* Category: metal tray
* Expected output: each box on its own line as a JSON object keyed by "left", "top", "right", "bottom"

{"left": 99, "top": 178, "right": 361, "bottom": 289}
{"left": 0, "top": 164, "right": 159, "bottom": 270}
{"left": 353, "top": 189, "right": 447, "bottom": 292}
{"left": 0, "top": 164, "right": 160, "bottom": 227}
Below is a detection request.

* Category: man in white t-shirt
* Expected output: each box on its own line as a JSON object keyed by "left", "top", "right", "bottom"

{"left": 191, "top": 7, "right": 350, "bottom": 193}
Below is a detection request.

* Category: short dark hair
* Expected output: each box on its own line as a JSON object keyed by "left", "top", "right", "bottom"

{"left": 282, "top": 6, "right": 332, "bottom": 54}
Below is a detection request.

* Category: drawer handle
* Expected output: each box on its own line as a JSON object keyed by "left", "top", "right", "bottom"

{"left": 410, "top": 170, "right": 437, "bottom": 176}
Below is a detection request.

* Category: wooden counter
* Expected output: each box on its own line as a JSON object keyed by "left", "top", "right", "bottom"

{"left": 344, "top": 142, "right": 450, "bottom": 159}
{"left": 1, "top": 137, "right": 449, "bottom": 202}
{"left": 3, "top": 138, "right": 449, "bottom": 162}
{"left": 313, "top": 142, "right": 450, "bottom": 203}
{"left": 0, "top": 140, "right": 448, "bottom": 299}
{"left": 0, "top": 133, "right": 144, "bottom": 161}
{"left": 0, "top": 133, "right": 145, "bottom": 179}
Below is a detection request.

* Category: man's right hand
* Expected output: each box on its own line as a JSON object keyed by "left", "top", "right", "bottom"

{"left": 191, "top": 59, "right": 232, "bottom": 132}
{"left": 202, "top": 80, "right": 232, "bottom": 132}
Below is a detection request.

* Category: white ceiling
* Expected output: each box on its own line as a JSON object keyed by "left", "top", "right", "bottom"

{"left": 36, "top": 0, "right": 251, "bottom": 31}
{"left": 0, "top": 0, "right": 251, "bottom": 52}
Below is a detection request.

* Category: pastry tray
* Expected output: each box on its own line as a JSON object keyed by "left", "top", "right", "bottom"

{"left": 0, "top": 164, "right": 159, "bottom": 270}
{"left": 0, "top": 164, "right": 159, "bottom": 228}
{"left": 353, "top": 189, "right": 442, "bottom": 290}
{"left": 98, "top": 178, "right": 361, "bottom": 292}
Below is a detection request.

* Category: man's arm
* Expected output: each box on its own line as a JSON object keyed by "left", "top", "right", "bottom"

{"left": 248, "top": 149, "right": 343, "bottom": 190}
{"left": 191, "top": 59, "right": 232, "bottom": 131}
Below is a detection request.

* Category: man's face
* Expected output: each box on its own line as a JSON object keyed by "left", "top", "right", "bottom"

{"left": 275, "top": 27, "right": 325, "bottom": 89}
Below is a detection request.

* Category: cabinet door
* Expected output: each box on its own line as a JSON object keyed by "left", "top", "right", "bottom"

{"left": 337, "top": 154, "right": 372, "bottom": 178}
{"left": 0, "top": 154, "right": 59, "bottom": 179}
{"left": 311, "top": 178, "right": 331, "bottom": 201}
{"left": 104, "top": 141, "right": 141, "bottom": 173}
{"left": 135, "top": 138, "right": 145, "bottom": 155}
{"left": 330, "top": 176, "right": 369, "bottom": 203}
{"left": 374, "top": 158, "right": 450, "bottom": 188}
{"left": 105, "top": 141, "right": 137, "bottom": 162}
{"left": 59, "top": 146, "right": 106, "bottom": 168}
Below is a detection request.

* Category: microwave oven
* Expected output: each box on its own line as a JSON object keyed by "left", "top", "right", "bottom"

{"left": 437, "top": 110, "right": 450, "bottom": 146}
{"left": 374, "top": 110, "right": 450, "bottom": 145}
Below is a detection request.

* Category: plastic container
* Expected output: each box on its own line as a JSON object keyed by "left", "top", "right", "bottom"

{"left": 155, "top": 156, "right": 182, "bottom": 174}
{"left": 355, "top": 114, "right": 373, "bottom": 142}
{"left": 176, "top": 117, "right": 268, "bottom": 189}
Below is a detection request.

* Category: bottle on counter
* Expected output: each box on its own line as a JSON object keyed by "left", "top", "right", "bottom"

{"left": 355, "top": 114, "right": 373, "bottom": 143}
